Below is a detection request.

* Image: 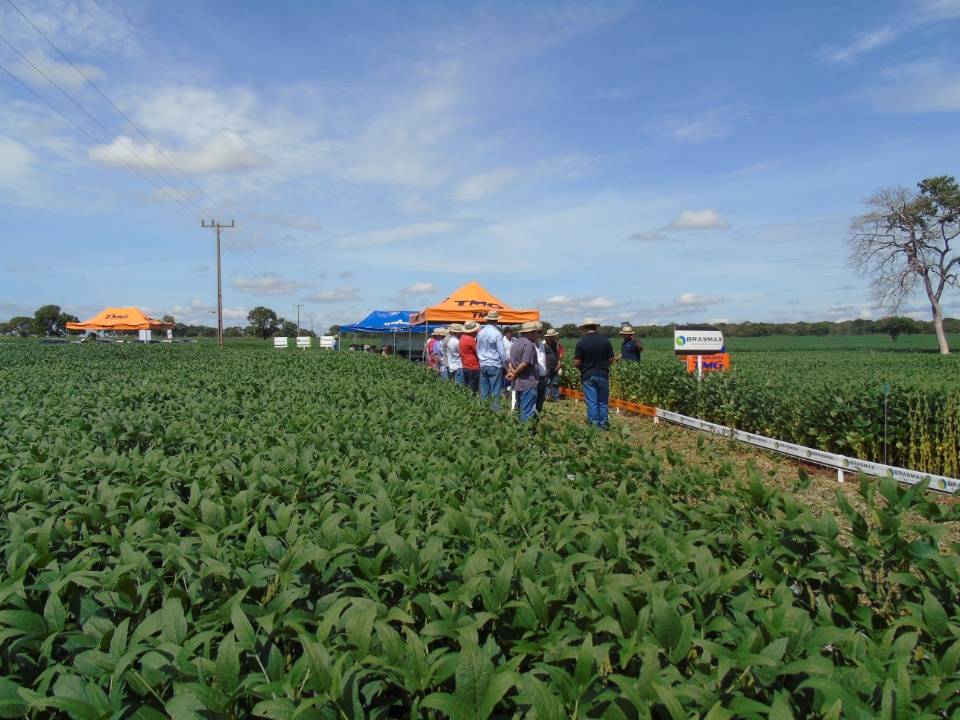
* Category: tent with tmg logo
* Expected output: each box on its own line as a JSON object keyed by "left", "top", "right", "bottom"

{"left": 409, "top": 281, "right": 539, "bottom": 326}
{"left": 66, "top": 307, "right": 174, "bottom": 332}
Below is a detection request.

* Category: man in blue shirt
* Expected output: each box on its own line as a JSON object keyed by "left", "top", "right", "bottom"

{"left": 615, "top": 326, "right": 643, "bottom": 362}
{"left": 476, "top": 310, "right": 509, "bottom": 409}
{"left": 573, "top": 318, "right": 614, "bottom": 429}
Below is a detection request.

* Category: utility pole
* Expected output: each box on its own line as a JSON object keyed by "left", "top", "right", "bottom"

{"left": 201, "top": 219, "right": 234, "bottom": 349}
{"left": 294, "top": 304, "right": 303, "bottom": 336}
{"left": 308, "top": 314, "right": 315, "bottom": 336}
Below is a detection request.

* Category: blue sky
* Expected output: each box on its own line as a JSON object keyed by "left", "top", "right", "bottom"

{"left": 2, "top": 0, "right": 959, "bottom": 332}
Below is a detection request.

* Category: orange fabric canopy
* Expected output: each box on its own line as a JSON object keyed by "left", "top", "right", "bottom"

{"left": 66, "top": 307, "right": 174, "bottom": 332}
{"left": 410, "top": 281, "right": 539, "bottom": 325}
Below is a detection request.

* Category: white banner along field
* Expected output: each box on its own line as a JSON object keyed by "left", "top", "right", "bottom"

{"left": 558, "top": 388, "right": 959, "bottom": 495}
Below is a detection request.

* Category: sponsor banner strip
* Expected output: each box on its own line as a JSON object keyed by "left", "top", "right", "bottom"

{"left": 660, "top": 410, "right": 959, "bottom": 495}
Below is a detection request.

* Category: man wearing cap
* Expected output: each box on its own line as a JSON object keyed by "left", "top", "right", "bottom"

{"left": 459, "top": 320, "right": 481, "bottom": 393}
{"left": 445, "top": 324, "right": 465, "bottom": 384}
{"left": 573, "top": 318, "right": 615, "bottom": 429}
{"left": 506, "top": 321, "right": 540, "bottom": 424}
{"left": 615, "top": 326, "right": 643, "bottom": 363}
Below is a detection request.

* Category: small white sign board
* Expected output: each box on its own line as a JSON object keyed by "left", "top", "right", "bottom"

{"left": 296, "top": 336, "right": 312, "bottom": 349}
{"left": 138, "top": 329, "right": 152, "bottom": 343}
{"left": 320, "top": 335, "right": 336, "bottom": 349}
{"left": 674, "top": 325, "right": 724, "bottom": 355}
{"left": 274, "top": 336, "right": 290, "bottom": 348}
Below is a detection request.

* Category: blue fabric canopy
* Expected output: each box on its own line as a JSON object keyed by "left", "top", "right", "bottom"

{"left": 340, "top": 310, "right": 440, "bottom": 334}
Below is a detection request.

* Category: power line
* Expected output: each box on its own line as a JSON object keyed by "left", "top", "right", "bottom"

{"left": 1, "top": 2, "right": 288, "bottom": 287}
{"left": 4, "top": 0, "right": 237, "bottom": 224}
{"left": 0, "top": 60, "right": 206, "bottom": 218}
{"left": 0, "top": 29, "right": 211, "bottom": 219}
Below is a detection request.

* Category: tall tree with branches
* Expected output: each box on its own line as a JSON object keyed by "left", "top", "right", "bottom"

{"left": 847, "top": 175, "right": 960, "bottom": 354}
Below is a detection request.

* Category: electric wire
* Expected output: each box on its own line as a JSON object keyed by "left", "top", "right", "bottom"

{"left": 2, "top": 0, "right": 279, "bottom": 280}
{"left": 4, "top": 0, "right": 239, "bottom": 226}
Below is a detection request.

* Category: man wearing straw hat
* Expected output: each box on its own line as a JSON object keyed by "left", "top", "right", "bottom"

{"left": 615, "top": 326, "right": 643, "bottom": 362}
{"left": 445, "top": 323, "right": 465, "bottom": 385}
{"left": 460, "top": 320, "right": 482, "bottom": 393}
{"left": 573, "top": 318, "right": 614, "bottom": 429}
{"left": 506, "top": 321, "right": 540, "bottom": 424}
{"left": 476, "top": 310, "right": 509, "bottom": 409}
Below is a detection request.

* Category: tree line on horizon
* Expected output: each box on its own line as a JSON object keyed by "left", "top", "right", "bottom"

{"left": 3, "top": 303, "right": 956, "bottom": 343}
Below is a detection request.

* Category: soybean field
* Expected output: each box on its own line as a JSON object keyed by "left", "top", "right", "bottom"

{"left": 1, "top": 342, "right": 959, "bottom": 718}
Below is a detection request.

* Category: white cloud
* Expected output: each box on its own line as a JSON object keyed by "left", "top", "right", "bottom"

{"left": 454, "top": 168, "right": 519, "bottom": 202}
{"left": 538, "top": 295, "right": 619, "bottom": 319}
{"left": 656, "top": 105, "right": 751, "bottom": 143}
{"left": 0, "top": 136, "right": 37, "bottom": 197}
{"left": 336, "top": 220, "right": 467, "bottom": 248}
{"left": 232, "top": 274, "right": 304, "bottom": 296}
{"left": 628, "top": 230, "right": 666, "bottom": 241}
{"left": 402, "top": 282, "right": 440, "bottom": 294}
{"left": 667, "top": 209, "right": 730, "bottom": 231}
{"left": 819, "top": 27, "right": 900, "bottom": 64}
{"left": 305, "top": 286, "right": 361, "bottom": 303}
{"left": 250, "top": 212, "right": 320, "bottom": 230}
{"left": 90, "top": 131, "right": 270, "bottom": 174}
{"left": 863, "top": 67, "right": 960, "bottom": 112}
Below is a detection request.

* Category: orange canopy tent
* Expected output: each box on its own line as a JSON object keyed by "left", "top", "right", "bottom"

{"left": 66, "top": 307, "right": 174, "bottom": 332}
{"left": 410, "top": 281, "right": 539, "bottom": 325}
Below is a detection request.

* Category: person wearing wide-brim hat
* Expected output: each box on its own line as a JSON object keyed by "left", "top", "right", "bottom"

{"left": 614, "top": 325, "right": 644, "bottom": 363}
{"left": 460, "top": 320, "right": 482, "bottom": 393}
{"left": 444, "top": 324, "right": 465, "bottom": 385}
{"left": 434, "top": 328, "right": 450, "bottom": 377}
{"left": 573, "top": 318, "right": 615, "bottom": 429}
{"left": 475, "top": 312, "right": 509, "bottom": 408}
{"left": 543, "top": 328, "right": 564, "bottom": 402}
{"left": 506, "top": 321, "right": 541, "bottom": 424}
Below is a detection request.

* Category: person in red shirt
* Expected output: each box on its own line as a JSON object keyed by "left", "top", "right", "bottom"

{"left": 459, "top": 320, "right": 481, "bottom": 393}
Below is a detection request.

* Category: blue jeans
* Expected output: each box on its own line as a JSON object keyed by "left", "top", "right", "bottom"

{"left": 452, "top": 368, "right": 465, "bottom": 385}
{"left": 480, "top": 366, "right": 504, "bottom": 408}
{"left": 516, "top": 386, "right": 537, "bottom": 423}
{"left": 582, "top": 375, "right": 609, "bottom": 428}
{"left": 548, "top": 370, "right": 560, "bottom": 401}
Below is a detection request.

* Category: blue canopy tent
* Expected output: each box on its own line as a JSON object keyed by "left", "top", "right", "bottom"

{"left": 340, "top": 310, "right": 442, "bottom": 360}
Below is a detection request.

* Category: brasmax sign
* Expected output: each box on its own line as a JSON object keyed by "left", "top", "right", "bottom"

{"left": 673, "top": 325, "right": 724, "bottom": 355}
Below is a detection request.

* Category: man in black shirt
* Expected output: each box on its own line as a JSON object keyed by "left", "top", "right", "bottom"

{"left": 573, "top": 318, "right": 614, "bottom": 428}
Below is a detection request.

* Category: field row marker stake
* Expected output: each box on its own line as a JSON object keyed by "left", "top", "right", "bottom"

{"left": 837, "top": 468, "right": 845, "bottom": 484}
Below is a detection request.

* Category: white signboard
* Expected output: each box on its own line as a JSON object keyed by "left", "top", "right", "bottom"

{"left": 320, "top": 335, "right": 337, "bottom": 349}
{"left": 274, "top": 337, "right": 290, "bottom": 348}
{"left": 674, "top": 325, "right": 724, "bottom": 356}
{"left": 296, "top": 336, "right": 312, "bottom": 349}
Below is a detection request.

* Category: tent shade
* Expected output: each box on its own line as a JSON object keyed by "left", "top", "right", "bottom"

{"left": 339, "top": 310, "right": 442, "bottom": 334}
{"left": 66, "top": 307, "right": 174, "bottom": 332}
{"left": 410, "top": 281, "right": 539, "bottom": 325}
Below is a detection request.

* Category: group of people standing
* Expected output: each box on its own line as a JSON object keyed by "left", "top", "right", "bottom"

{"left": 425, "top": 311, "right": 643, "bottom": 430}
{"left": 425, "top": 310, "right": 565, "bottom": 415}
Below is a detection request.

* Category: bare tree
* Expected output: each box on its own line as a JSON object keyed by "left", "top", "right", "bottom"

{"left": 847, "top": 175, "right": 960, "bottom": 354}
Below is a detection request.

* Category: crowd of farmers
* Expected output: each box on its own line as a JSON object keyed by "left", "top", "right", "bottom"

{"left": 422, "top": 310, "right": 643, "bottom": 429}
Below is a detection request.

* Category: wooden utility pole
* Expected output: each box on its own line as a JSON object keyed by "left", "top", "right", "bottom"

{"left": 201, "top": 220, "right": 234, "bottom": 348}
{"left": 294, "top": 304, "right": 304, "bottom": 336}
